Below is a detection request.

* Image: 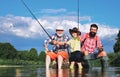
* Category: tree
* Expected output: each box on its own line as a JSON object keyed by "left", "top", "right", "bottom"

{"left": 0, "top": 42, "right": 17, "bottom": 59}
{"left": 38, "top": 51, "right": 45, "bottom": 62}
{"left": 28, "top": 48, "right": 38, "bottom": 61}
{"left": 114, "top": 30, "right": 120, "bottom": 53}
{"left": 16, "top": 50, "right": 29, "bottom": 60}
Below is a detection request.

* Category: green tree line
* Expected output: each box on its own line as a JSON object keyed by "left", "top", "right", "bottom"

{"left": 0, "top": 42, "right": 45, "bottom": 65}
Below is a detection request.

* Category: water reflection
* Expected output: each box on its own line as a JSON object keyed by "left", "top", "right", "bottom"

{"left": 58, "top": 69, "right": 69, "bottom": 77}
{"left": 45, "top": 68, "right": 108, "bottom": 77}
{"left": 46, "top": 68, "right": 69, "bottom": 77}
{"left": 0, "top": 66, "right": 120, "bottom": 77}
{"left": 46, "top": 68, "right": 57, "bottom": 77}
{"left": 16, "top": 68, "right": 21, "bottom": 77}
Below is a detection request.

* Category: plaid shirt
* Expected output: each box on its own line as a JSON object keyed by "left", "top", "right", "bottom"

{"left": 81, "top": 33, "right": 102, "bottom": 53}
{"left": 44, "top": 33, "right": 69, "bottom": 52}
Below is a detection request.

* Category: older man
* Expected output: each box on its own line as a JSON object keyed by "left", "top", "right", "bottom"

{"left": 44, "top": 26, "right": 69, "bottom": 69}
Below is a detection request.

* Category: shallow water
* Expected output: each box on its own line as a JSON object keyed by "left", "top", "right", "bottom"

{"left": 0, "top": 65, "right": 120, "bottom": 77}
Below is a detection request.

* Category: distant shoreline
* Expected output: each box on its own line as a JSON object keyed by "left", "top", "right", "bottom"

{"left": 0, "top": 65, "right": 24, "bottom": 67}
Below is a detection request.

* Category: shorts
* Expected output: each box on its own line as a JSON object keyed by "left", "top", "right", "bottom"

{"left": 88, "top": 52, "right": 98, "bottom": 60}
{"left": 69, "top": 51, "right": 84, "bottom": 62}
{"left": 57, "top": 51, "right": 68, "bottom": 60}
{"left": 46, "top": 51, "right": 57, "bottom": 60}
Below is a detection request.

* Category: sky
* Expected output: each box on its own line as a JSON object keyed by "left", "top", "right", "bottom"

{"left": 0, "top": 0, "right": 120, "bottom": 53}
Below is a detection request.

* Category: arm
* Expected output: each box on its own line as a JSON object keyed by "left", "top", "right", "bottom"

{"left": 52, "top": 41, "right": 67, "bottom": 45}
{"left": 44, "top": 38, "right": 50, "bottom": 53}
{"left": 96, "top": 36, "right": 102, "bottom": 48}
{"left": 44, "top": 34, "right": 55, "bottom": 53}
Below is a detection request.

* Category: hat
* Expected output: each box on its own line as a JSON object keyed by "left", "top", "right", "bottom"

{"left": 56, "top": 26, "right": 64, "bottom": 31}
{"left": 69, "top": 27, "right": 81, "bottom": 35}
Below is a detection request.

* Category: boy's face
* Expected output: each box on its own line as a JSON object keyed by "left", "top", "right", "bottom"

{"left": 71, "top": 32, "right": 77, "bottom": 38}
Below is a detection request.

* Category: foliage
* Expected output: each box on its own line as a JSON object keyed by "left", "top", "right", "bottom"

{"left": 0, "top": 59, "right": 42, "bottom": 65}
{"left": 0, "top": 42, "right": 44, "bottom": 65}
{"left": 0, "top": 42, "right": 120, "bottom": 66}
{"left": 108, "top": 52, "right": 120, "bottom": 66}
{"left": 28, "top": 48, "right": 38, "bottom": 61}
{"left": 38, "top": 51, "right": 45, "bottom": 62}
{"left": 0, "top": 42, "right": 17, "bottom": 59}
{"left": 114, "top": 30, "right": 120, "bottom": 53}
{"left": 16, "top": 50, "right": 29, "bottom": 60}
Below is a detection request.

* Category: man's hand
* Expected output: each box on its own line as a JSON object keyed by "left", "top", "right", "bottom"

{"left": 98, "top": 47, "right": 103, "bottom": 53}
{"left": 50, "top": 40, "right": 57, "bottom": 45}
{"left": 50, "top": 40, "right": 66, "bottom": 45}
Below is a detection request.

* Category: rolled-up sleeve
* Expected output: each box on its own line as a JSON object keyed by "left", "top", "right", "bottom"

{"left": 44, "top": 35, "right": 55, "bottom": 47}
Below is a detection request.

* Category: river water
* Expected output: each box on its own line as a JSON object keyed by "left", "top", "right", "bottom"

{"left": 0, "top": 65, "right": 120, "bottom": 77}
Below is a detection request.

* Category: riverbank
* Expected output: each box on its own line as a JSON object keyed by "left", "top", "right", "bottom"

{"left": 0, "top": 65, "right": 24, "bottom": 67}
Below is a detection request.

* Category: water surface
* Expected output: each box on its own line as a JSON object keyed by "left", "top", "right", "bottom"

{"left": 0, "top": 65, "right": 120, "bottom": 77}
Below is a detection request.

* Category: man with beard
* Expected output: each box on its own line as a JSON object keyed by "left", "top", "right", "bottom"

{"left": 81, "top": 24, "right": 108, "bottom": 69}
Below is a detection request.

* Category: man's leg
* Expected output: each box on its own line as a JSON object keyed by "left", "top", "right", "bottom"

{"left": 58, "top": 55, "right": 63, "bottom": 69}
{"left": 84, "top": 55, "right": 92, "bottom": 69}
{"left": 46, "top": 52, "right": 57, "bottom": 69}
{"left": 98, "top": 51, "right": 109, "bottom": 69}
{"left": 83, "top": 51, "right": 92, "bottom": 69}
{"left": 100, "top": 56, "right": 108, "bottom": 69}
{"left": 46, "top": 55, "right": 51, "bottom": 69}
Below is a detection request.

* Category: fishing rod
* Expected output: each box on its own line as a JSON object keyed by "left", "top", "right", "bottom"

{"left": 20, "top": 0, "right": 52, "bottom": 39}
{"left": 77, "top": 0, "right": 80, "bottom": 30}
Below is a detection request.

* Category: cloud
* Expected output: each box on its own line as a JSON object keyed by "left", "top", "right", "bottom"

{"left": 38, "top": 8, "right": 67, "bottom": 14}
{"left": 0, "top": 15, "right": 41, "bottom": 38}
{"left": 80, "top": 23, "right": 119, "bottom": 39}
{"left": 0, "top": 14, "right": 119, "bottom": 39}
{"left": 36, "top": 9, "right": 91, "bottom": 22}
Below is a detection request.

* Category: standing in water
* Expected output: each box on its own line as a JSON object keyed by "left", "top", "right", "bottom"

{"left": 67, "top": 27, "right": 83, "bottom": 70}
{"left": 44, "top": 26, "right": 69, "bottom": 69}
{"left": 81, "top": 24, "right": 108, "bottom": 69}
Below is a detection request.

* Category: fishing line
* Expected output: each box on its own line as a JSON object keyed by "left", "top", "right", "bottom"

{"left": 20, "top": 0, "right": 52, "bottom": 39}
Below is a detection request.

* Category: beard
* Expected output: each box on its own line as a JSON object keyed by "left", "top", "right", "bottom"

{"left": 57, "top": 33, "right": 63, "bottom": 37}
{"left": 89, "top": 32, "right": 96, "bottom": 37}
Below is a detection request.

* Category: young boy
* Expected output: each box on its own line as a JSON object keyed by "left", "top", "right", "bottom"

{"left": 67, "top": 27, "right": 83, "bottom": 70}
